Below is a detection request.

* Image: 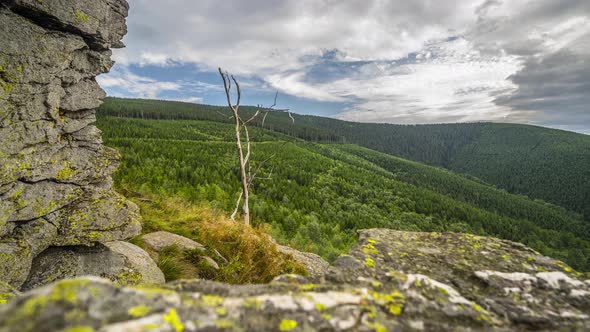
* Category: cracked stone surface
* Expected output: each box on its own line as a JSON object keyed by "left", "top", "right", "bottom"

{"left": 0, "top": 0, "right": 141, "bottom": 289}
{"left": 0, "top": 229, "right": 588, "bottom": 331}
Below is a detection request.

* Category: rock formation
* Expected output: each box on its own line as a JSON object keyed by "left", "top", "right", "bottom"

{"left": 1, "top": 230, "right": 588, "bottom": 331}
{"left": 0, "top": 0, "right": 141, "bottom": 289}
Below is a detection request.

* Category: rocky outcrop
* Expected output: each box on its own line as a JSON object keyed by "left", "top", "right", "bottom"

{"left": 0, "top": 0, "right": 141, "bottom": 289}
{"left": 1, "top": 230, "right": 588, "bottom": 331}
{"left": 21, "top": 241, "right": 164, "bottom": 291}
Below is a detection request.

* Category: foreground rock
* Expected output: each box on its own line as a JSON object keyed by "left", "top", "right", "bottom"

{"left": 21, "top": 241, "right": 164, "bottom": 291}
{"left": 0, "top": 0, "right": 141, "bottom": 289}
{"left": 1, "top": 230, "right": 588, "bottom": 331}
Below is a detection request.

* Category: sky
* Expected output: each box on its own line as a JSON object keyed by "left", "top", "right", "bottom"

{"left": 97, "top": 0, "right": 590, "bottom": 134}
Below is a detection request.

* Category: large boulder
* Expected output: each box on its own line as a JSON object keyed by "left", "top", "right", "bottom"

{"left": 277, "top": 244, "right": 330, "bottom": 279}
{"left": 21, "top": 241, "right": 164, "bottom": 291}
{"left": 0, "top": 0, "right": 140, "bottom": 289}
{"left": 141, "top": 231, "right": 206, "bottom": 259}
{"left": 1, "top": 230, "right": 588, "bottom": 331}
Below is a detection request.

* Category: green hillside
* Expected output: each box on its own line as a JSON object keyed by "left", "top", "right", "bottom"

{"left": 99, "top": 97, "right": 590, "bottom": 220}
{"left": 96, "top": 114, "right": 590, "bottom": 270}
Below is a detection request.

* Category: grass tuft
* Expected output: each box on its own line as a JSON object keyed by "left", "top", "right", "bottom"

{"left": 129, "top": 194, "right": 306, "bottom": 283}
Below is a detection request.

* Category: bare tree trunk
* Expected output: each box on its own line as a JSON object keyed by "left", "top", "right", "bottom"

{"left": 219, "top": 67, "right": 251, "bottom": 225}
{"left": 218, "top": 68, "right": 293, "bottom": 226}
{"left": 233, "top": 107, "right": 250, "bottom": 226}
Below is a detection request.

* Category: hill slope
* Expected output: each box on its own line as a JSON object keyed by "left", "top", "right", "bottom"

{"left": 99, "top": 97, "right": 590, "bottom": 220}
{"left": 96, "top": 114, "right": 590, "bottom": 270}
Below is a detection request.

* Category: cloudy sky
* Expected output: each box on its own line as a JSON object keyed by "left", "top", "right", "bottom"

{"left": 98, "top": 0, "right": 590, "bottom": 134}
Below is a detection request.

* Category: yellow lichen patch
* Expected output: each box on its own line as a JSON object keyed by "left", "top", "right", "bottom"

{"left": 74, "top": 10, "right": 88, "bottom": 22}
{"left": 128, "top": 305, "right": 151, "bottom": 318}
{"left": 314, "top": 303, "right": 326, "bottom": 311}
{"left": 362, "top": 242, "right": 379, "bottom": 256}
{"left": 112, "top": 271, "right": 142, "bottom": 286}
{"left": 61, "top": 326, "right": 94, "bottom": 332}
{"left": 163, "top": 308, "right": 183, "bottom": 332}
{"left": 56, "top": 161, "right": 78, "bottom": 181}
{"left": 202, "top": 295, "right": 224, "bottom": 307}
{"left": 0, "top": 292, "right": 15, "bottom": 304}
{"left": 298, "top": 284, "right": 315, "bottom": 291}
{"left": 215, "top": 307, "right": 227, "bottom": 316}
{"left": 371, "top": 290, "right": 405, "bottom": 316}
{"left": 364, "top": 257, "right": 375, "bottom": 268}
{"left": 215, "top": 319, "right": 233, "bottom": 328}
{"left": 364, "top": 321, "right": 387, "bottom": 332}
{"left": 242, "top": 297, "right": 262, "bottom": 309}
{"left": 50, "top": 279, "right": 90, "bottom": 304}
{"left": 279, "top": 319, "right": 298, "bottom": 331}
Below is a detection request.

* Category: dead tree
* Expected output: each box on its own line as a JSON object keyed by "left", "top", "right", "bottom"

{"left": 218, "top": 68, "right": 293, "bottom": 226}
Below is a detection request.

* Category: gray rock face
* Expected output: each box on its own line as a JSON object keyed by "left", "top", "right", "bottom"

{"left": 0, "top": 0, "right": 140, "bottom": 289}
{"left": 21, "top": 241, "right": 164, "bottom": 291}
{"left": 1, "top": 230, "right": 587, "bottom": 331}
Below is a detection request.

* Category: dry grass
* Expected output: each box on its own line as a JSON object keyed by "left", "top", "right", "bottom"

{"left": 129, "top": 195, "right": 306, "bottom": 284}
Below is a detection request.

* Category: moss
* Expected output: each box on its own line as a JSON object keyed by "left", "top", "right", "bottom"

{"left": 279, "top": 319, "right": 297, "bottom": 331}
{"left": 215, "top": 307, "right": 227, "bottom": 316}
{"left": 16, "top": 65, "right": 22, "bottom": 72}
{"left": 163, "top": 308, "right": 183, "bottom": 332}
{"left": 322, "top": 314, "right": 331, "bottom": 320}
{"left": 128, "top": 305, "right": 151, "bottom": 318}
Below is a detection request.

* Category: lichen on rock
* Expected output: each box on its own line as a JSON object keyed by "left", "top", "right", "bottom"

{"left": 1, "top": 230, "right": 588, "bottom": 331}
{"left": 0, "top": 0, "right": 142, "bottom": 290}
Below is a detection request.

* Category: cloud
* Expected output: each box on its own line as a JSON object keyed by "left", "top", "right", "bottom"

{"left": 97, "top": 66, "right": 181, "bottom": 98}
{"left": 101, "top": 0, "right": 590, "bottom": 133}
{"left": 166, "top": 96, "right": 204, "bottom": 104}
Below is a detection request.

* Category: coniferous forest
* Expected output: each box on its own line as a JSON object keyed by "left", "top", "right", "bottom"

{"left": 97, "top": 98, "right": 590, "bottom": 271}
{"left": 100, "top": 97, "right": 590, "bottom": 221}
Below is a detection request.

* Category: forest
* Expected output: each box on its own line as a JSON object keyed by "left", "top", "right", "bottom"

{"left": 96, "top": 110, "right": 590, "bottom": 271}
{"left": 100, "top": 97, "right": 590, "bottom": 221}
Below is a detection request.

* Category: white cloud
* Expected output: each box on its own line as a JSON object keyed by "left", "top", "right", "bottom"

{"left": 97, "top": 66, "right": 180, "bottom": 98}
{"left": 167, "top": 96, "right": 204, "bottom": 104}
{"left": 104, "top": 0, "right": 590, "bottom": 132}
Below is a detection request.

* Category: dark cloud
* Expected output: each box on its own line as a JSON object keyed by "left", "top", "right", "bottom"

{"left": 495, "top": 48, "right": 590, "bottom": 129}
